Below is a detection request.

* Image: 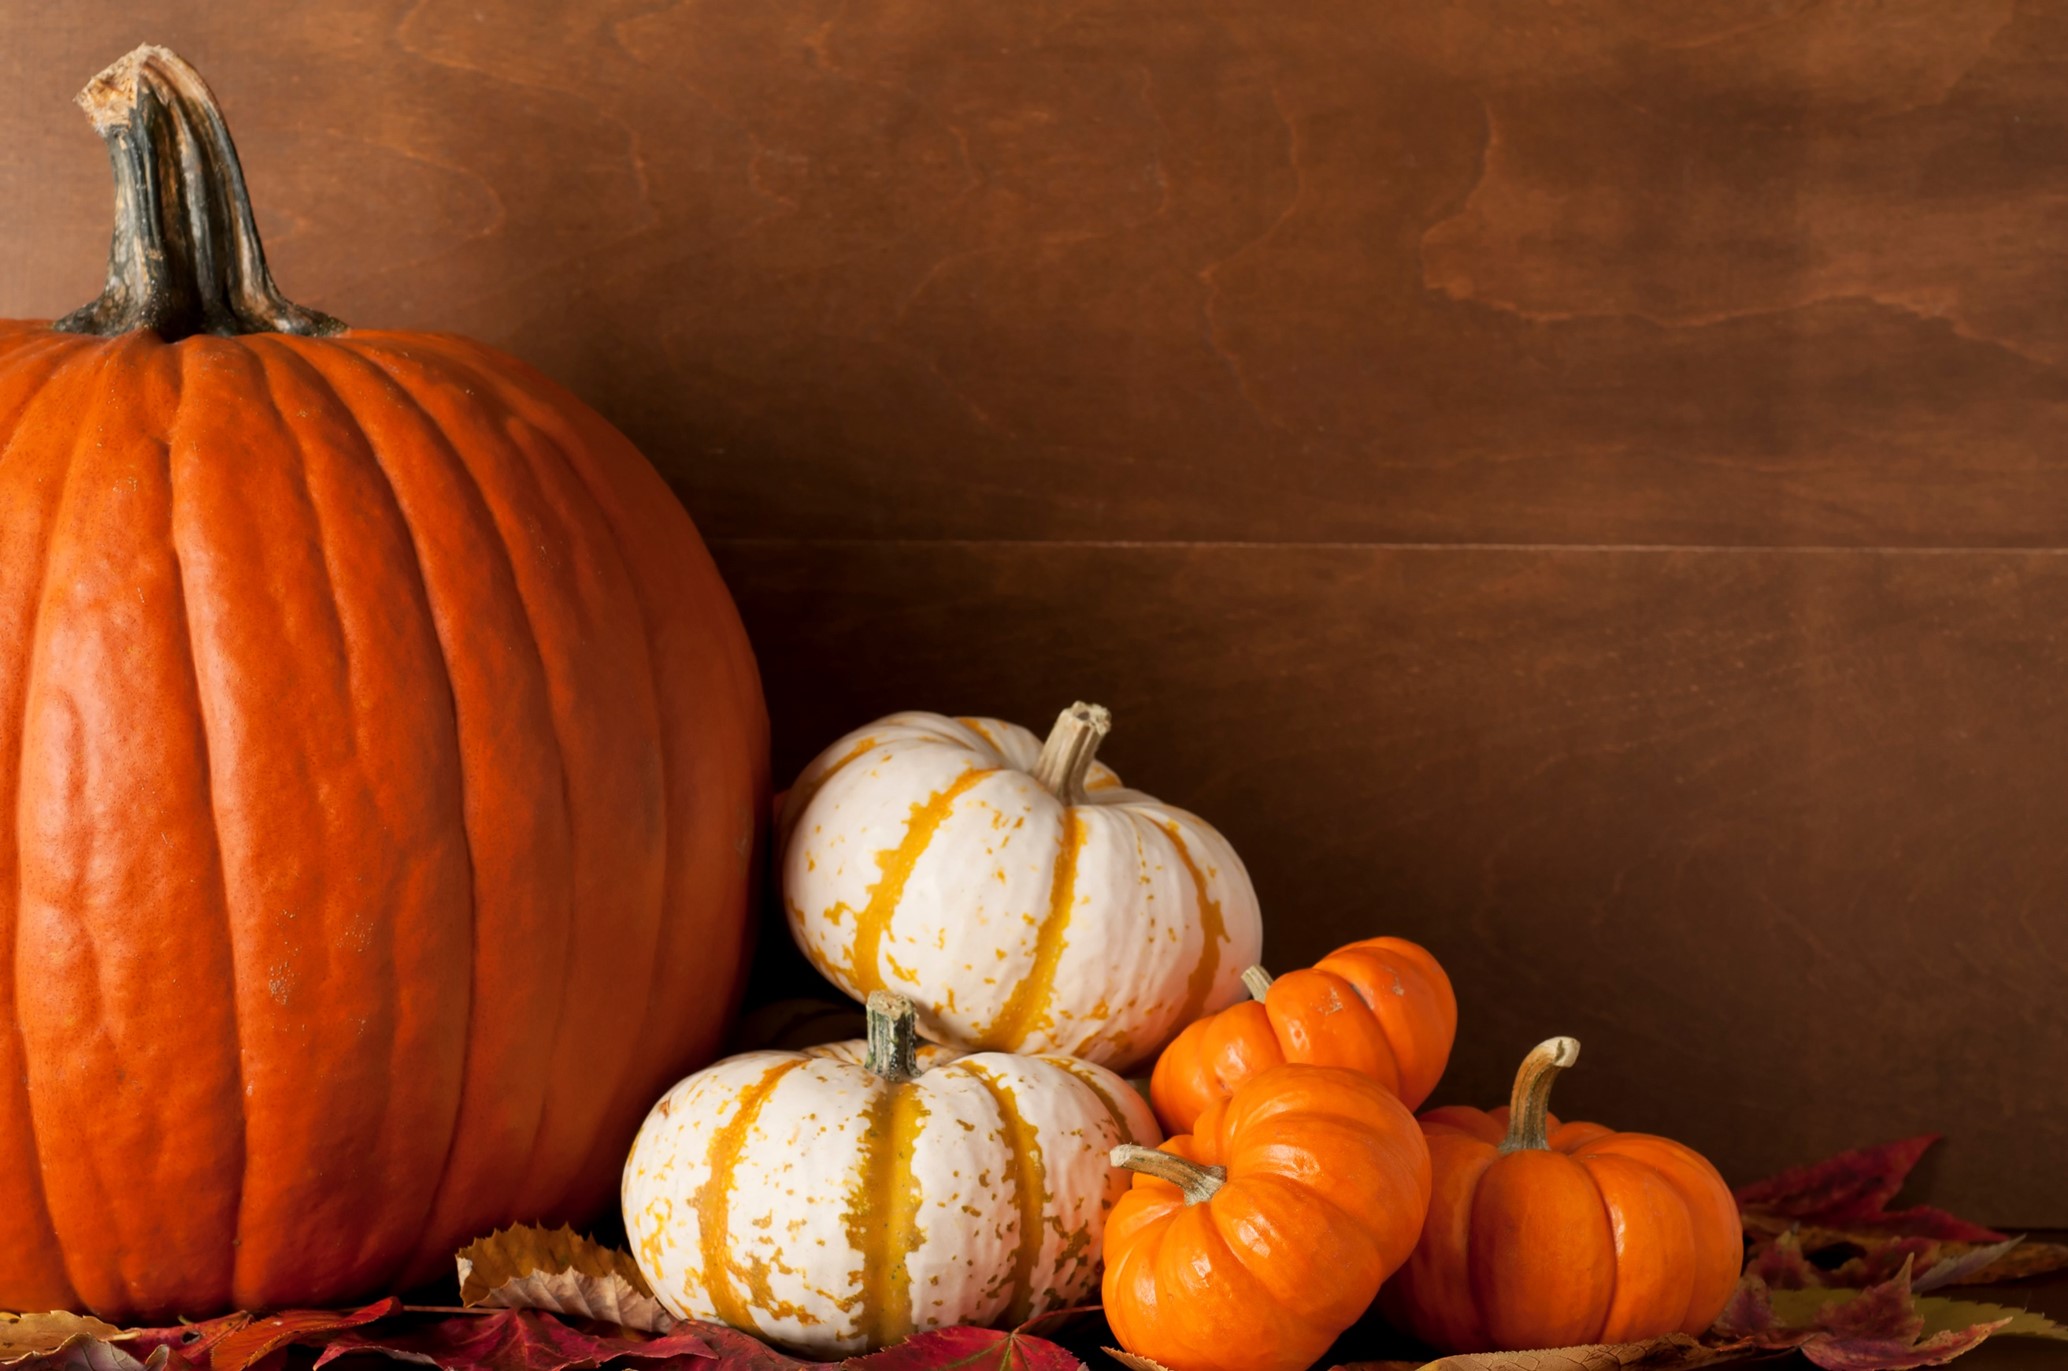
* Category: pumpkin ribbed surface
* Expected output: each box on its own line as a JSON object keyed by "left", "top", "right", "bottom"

{"left": 0, "top": 323, "right": 766, "bottom": 1320}
{"left": 780, "top": 711, "right": 1262, "bottom": 1071}
{"left": 1102, "top": 1064, "right": 1433, "bottom": 1371}
{"left": 1149, "top": 934, "right": 1456, "bottom": 1133}
{"left": 623, "top": 1036, "right": 1158, "bottom": 1356}
{"left": 1377, "top": 1041, "right": 1742, "bottom": 1353}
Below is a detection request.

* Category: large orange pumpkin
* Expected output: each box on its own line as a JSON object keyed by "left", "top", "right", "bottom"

{"left": 1377, "top": 1038, "right": 1742, "bottom": 1353}
{"left": 1102, "top": 1064, "right": 1433, "bottom": 1371}
{"left": 1148, "top": 934, "right": 1455, "bottom": 1134}
{"left": 0, "top": 47, "right": 765, "bottom": 1319}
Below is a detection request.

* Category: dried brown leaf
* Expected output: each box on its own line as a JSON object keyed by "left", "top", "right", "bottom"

{"left": 455, "top": 1225, "right": 674, "bottom": 1333}
{"left": 3, "top": 1345, "right": 166, "bottom": 1371}
{"left": 0, "top": 1318, "right": 131, "bottom": 1366}
{"left": 1101, "top": 1350, "right": 1176, "bottom": 1371}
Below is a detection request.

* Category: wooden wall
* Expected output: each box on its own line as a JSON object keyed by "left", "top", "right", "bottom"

{"left": 5, "top": 2, "right": 2064, "bottom": 1221}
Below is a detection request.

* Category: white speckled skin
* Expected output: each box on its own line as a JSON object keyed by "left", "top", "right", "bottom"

{"left": 778, "top": 712, "right": 1263, "bottom": 1071}
{"left": 621, "top": 1037, "right": 1159, "bottom": 1356}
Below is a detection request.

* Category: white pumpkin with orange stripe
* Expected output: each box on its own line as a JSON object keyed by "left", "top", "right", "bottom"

{"left": 622, "top": 993, "right": 1159, "bottom": 1355}
{"left": 779, "top": 703, "right": 1263, "bottom": 1071}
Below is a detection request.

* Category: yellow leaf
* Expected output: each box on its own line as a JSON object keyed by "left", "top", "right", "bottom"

{"left": 1913, "top": 1298, "right": 2068, "bottom": 1342}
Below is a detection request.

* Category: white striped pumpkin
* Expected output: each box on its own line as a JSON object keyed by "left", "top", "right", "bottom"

{"left": 779, "top": 704, "right": 1263, "bottom": 1071}
{"left": 621, "top": 994, "right": 1159, "bottom": 1355}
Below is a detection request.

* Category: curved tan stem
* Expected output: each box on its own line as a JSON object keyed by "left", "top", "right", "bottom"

{"left": 1111, "top": 1144, "right": 1225, "bottom": 1204}
{"left": 1240, "top": 965, "right": 1274, "bottom": 1001}
{"left": 57, "top": 46, "right": 339, "bottom": 340}
{"left": 864, "top": 991, "right": 918, "bottom": 1084}
{"left": 1499, "top": 1036, "right": 1580, "bottom": 1153}
{"left": 1030, "top": 703, "right": 1110, "bottom": 804}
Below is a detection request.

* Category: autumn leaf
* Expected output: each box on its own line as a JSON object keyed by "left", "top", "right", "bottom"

{"left": 0, "top": 1345, "right": 167, "bottom": 1371}
{"left": 1327, "top": 1333, "right": 1745, "bottom": 1371}
{"left": 455, "top": 1226, "right": 675, "bottom": 1334}
{"left": 849, "top": 1326, "right": 1083, "bottom": 1370}
{"left": 303, "top": 1305, "right": 1086, "bottom": 1371}
{"left": 0, "top": 1316, "right": 165, "bottom": 1371}
{"left": 0, "top": 1316, "right": 133, "bottom": 1366}
{"left": 1712, "top": 1257, "right": 2065, "bottom": 1370}
{"left": 313, "top": 1307, "right": 719, "bottom": 1371}
{"left": 1910, "top": 1239, "right": 2028, "bottom": 1294}
{"left": 1100, "top": 1351, "right": 1171, "bottom": 1371}
{"left": 125, "top": 1314, "right": 255, "bottom": 1370}
{"left": 1733, "top": 1135, "right": 2068, "bottom": 1289}
{"left": 205, "top": 1299, "right": 402, "bottom": 1371}
{"left": 1734, "top": 1137, "right": 2001, "bottom": 1243}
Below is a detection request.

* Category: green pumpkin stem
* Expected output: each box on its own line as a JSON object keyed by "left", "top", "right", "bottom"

{"left": 56, "top": 45, "right": 341, "bottom": 342}
{"left": 864, "top": 991, "right": 919, "bottom": 1084}
{"left": 1499, "top": 1036, "right": 1581, "bottom": 1154}
{"left": 1111, "top": 1144, "right": 1226, "bottom": 1205}
{"left": 1030, "top": 702, "right": 1110, "bottom": 805}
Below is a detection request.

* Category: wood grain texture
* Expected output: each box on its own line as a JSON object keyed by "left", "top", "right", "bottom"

{"left": 7, "top": 2, "right": 2068, "bottom": 546}
{"left": 3, "top": 2, "right": 2065, "bottom": 1227}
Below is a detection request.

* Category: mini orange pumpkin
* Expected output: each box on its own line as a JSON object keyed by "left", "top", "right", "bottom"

{"left": 1148, "top": 935, "right": 1455, "bottom": 1134}
{"left": 1103, "top": 1063, "right": 1433, "bottom": 1371}
{"left": 1377, "top": 1037, "right": 1742, "bottom": 1354}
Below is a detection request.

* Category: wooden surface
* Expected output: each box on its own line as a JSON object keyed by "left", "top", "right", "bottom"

{"left": 3, "top": 2, "right": 2065, "bottom": 1224}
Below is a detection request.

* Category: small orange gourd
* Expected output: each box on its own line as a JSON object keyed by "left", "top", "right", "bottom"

{"left": 1148, "top": 935, "right": 1456, "bottom": 1134}
{"left": 1378, "top": 1037, "right": 1742, "bottom": 1354}
{"left": 1102, "top": 1063, "right": 1433, "bottom": 1371}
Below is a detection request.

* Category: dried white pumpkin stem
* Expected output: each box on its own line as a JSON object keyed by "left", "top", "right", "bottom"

{"left": 1111, "top": 1144, "right": 1226, "bottom": 1205}
{"left": 1240, "top": 965, "right": 1274, "bottom": 1001}
{"left": 864, "top": 991, "right": 919, "bottom": 1084}
{"left": 1031, "top": 702, "right": 1111, "bottom": 805}
{"left": 1499, "top": 1035, "right": 1581, "bottom": 1153}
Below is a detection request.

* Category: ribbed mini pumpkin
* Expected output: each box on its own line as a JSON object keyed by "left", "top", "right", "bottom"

{"left": 623, "top": 993, "right": 1160, "bottom": 1356}
{"left": 0, "top": 48, "right": 765, "bottom": 1319}
{"left": 780, "top": 705, "right": 1263, "bottom": 1071}
{"left": 1102, "top": 1063, "right": 1433, "bottom": 1371}
{"left": 1148, "top": 935, "right": 1456, "bottom": 1134}
{"left": 1377, "top": 1038, "right": 1742, "bottom": 1353}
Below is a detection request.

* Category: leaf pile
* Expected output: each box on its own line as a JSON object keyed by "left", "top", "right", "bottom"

{"left": 1713, "top": 1256, "right": 2068, "bottom": 1370}
{"left": 0, "top": 1227, "right": 1084, "bottom": 1371}
{"left": 7, "top": 1133, "right": 2068, "bottom": 1371}
{"left": 0, "top": 1309, "right": 1080, "bottom": 1371}
{"left": 1735, "top": 1136, "right": 2068, "bottom": 1289}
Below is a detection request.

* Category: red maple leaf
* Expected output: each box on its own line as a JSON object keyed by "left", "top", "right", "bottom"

{"left": 1733, "top": 1136, "right": 2003, "bottom": 1243}
{"left": 1713, "top": 1259, "right": 2017, "bottom": 1370}
{"left": 204, "top": 1299, "right": 404, "bottom": 1371}
{"left": 849, "top": 1326, "right": 1081, "bottom": 1371}
{"left": 292, "top": 1308, "right": 1080, "bottom": 1371}
{"left": 312, "top": 1308, "right": 718, "bottom": 1371}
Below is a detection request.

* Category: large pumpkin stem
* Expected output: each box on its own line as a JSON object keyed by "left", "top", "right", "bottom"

{"left": 1030, "top": 703, "right": 1111, "bottom": 804}
{"left": 864, "top": 991, "right": 919, "bottom": 1084}
{"left": 56, "top": 45, "right": 342, "bottom": 341}
{"left": 1112, "top": 1144, "right": 1226, "bottom": 1205}
{"left": 1499, "top": 1036, "right": 1580, "bottom": 1153}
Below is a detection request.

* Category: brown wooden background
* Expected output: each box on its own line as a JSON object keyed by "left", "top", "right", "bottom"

{"left": 4, "top": 2, "right": 2064, "bottom": 1223}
